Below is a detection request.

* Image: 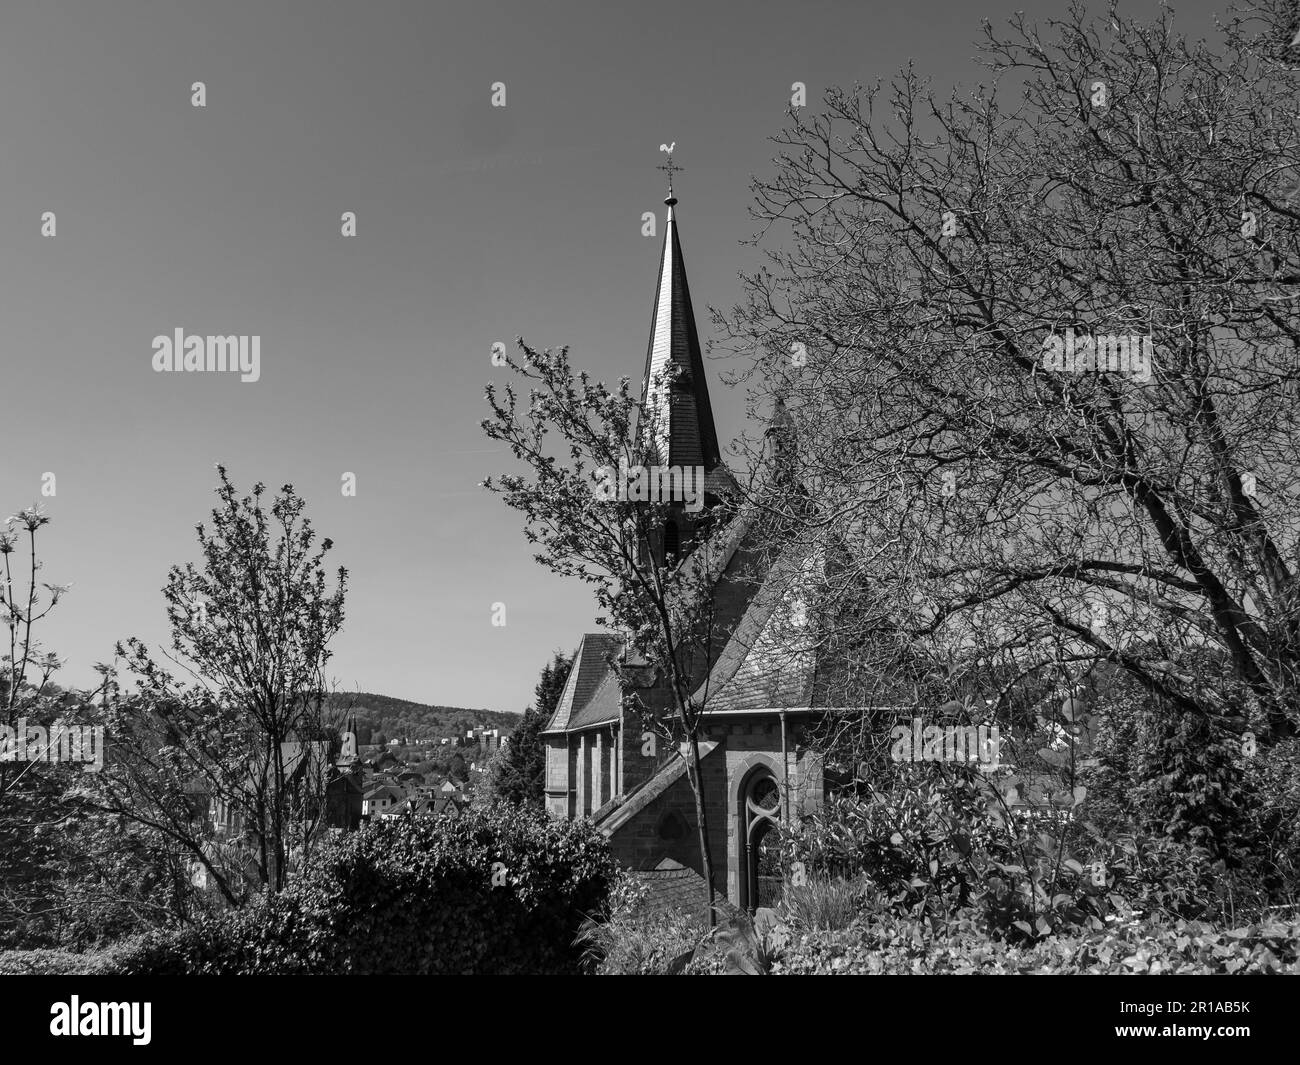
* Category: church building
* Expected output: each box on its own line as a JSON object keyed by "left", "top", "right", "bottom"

{"left": 542, "top": 178, "right": 829, "bottom": 913}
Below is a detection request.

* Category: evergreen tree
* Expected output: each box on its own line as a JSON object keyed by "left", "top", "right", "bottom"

{"left": 488, "top": 652, "right": 573, "bottom": 808}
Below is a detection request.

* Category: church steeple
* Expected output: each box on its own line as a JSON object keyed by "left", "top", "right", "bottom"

{"left": 639, "top": 162, "right": 722, "bottom": 474}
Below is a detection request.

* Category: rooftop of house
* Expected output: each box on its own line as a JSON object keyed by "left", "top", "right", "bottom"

{"left": 630, "top": 858, "right": 711, "bottom": 922}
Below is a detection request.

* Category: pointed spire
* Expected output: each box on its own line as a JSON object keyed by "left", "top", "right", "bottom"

{"left": 640, "top": 164, "right": 722, "bottom": 474}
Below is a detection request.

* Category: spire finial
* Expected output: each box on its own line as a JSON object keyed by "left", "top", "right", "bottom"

{"left": 657, "top": 143, "right": 683, "bottom": 205}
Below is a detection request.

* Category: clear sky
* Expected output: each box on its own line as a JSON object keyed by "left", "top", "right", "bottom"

{"left": 0, "top": 0, "right": 1227, "bottom": 713}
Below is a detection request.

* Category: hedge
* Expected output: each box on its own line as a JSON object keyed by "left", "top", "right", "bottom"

{"left": 0, "top": 942, "right": 142, "bottom": 975}
{"left": 105, "top": 806, "right": 616, "bottom": 975}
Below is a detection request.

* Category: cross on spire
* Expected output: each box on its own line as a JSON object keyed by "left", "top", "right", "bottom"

{"left": 657, "top": 143, "right": 683, "bottom": 204}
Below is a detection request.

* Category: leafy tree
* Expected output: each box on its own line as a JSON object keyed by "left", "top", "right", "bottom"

{"left": 484, "top": 347, "right": 740, "bottom": 923}
{"left": 96, "top": 467, "right": 348, "bottom": 896}
{"left": 0, "top": 506, "right": 67, "bottom": 940}
{"left": 0, "top": 507, "right": 180, "bottom": 948}
{"left": 486, "top": 651, "right": 573, "bottom": 808}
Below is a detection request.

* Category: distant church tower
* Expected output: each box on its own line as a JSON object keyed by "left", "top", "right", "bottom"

{"left": 638, "top": 156, "right": 734, "bottom": 565}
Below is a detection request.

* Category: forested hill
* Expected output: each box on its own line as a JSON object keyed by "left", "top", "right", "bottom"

{"left": 323, "top": 692, "right": 520, "bottom": 744}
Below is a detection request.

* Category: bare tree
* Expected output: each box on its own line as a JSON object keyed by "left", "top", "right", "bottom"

{"left": 715, "top": 0, "right": 1300, "bottom": 752}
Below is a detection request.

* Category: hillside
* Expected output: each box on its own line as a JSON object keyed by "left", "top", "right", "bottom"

{"left": 324, "top": 692, "right": 520, "bottom": 745}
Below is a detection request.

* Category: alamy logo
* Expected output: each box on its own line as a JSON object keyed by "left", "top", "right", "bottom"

{"left": 890, "top": 717, "right": 1001, "bottom": 769}
{"left": 50, "top": 997, "right": 151, "bottom": 1045}
{"left": 1041, "top": 329, "right": 1152, "bottom": 382}
{"left": 152, "top": 329, "right": 260, "bottom": 382}
{"left": 0, "top": 718, "right": 104, "bottom": 771}
{"left": 593, "top": 461, "right": 705, "bottom": 512}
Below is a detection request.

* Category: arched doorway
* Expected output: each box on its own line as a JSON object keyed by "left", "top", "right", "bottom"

{"left": 739, "top": 768, "right": 781, "bottom": 913}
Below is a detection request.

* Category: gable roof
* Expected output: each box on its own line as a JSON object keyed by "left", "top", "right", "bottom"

{"left": 433, "top": 793, "right": 469, "bottom": 817}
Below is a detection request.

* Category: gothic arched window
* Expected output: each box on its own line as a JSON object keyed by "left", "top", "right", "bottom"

{"left": 739, "top": 768, "right": 782, "bottom": 912}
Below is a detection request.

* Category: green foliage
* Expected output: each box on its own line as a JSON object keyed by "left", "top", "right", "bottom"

{"left": 106, "top": 806, "right": 616, "bottom": 974}
{"left": 104, "top": 467, "right": 349, "bottom": 898}
{"left": 109, "top": 896, "right": 322, "bottom": 975}
{"left": 779, "top": 876, "right": 871, "bottom": 932}
{"left": 0, "top": 938, "right": 148, "bottom": 975}
{"left": 0, "top": 507, "right": 193, "bottom": 950}
{"left": 1076, "top": 679, "right": 1252, "bottom": 861}
{"left": 782, "top": 671, "right": 1298, "bottom": 944}
{"left": 1237, "top": 736, "right": 1300, "bottom": 903}
{"left": 574, "top": 865, "right": 1299, "bottom": 975}
{"left": 575, "top": 871, "right": 707, "bottom": 975}
{"left": 771, "top": 913, "right": 1300, "bottom": 975}
{"left": 779, "top": 779, "right": 1256, "bottom": 944}
{"left": 712, "top": 905, "right": 785, "bottom": 974}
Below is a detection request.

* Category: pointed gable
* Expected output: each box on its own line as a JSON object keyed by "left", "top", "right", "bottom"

{"left": 640, "top": 197, "right": 723, "bottom": 473}
{"left": 543, "top": 633, "right": 623, "bottom": 733}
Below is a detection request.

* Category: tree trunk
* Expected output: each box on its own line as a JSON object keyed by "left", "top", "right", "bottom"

{"left": 684, "top": 731, "right": 717, "bottom": 928}
{"left": 271, "top": 741, "right": 286, "bottom": 892}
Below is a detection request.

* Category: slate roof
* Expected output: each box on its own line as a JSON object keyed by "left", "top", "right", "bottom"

{"left": 566, "top": 661, "right": 624, "bottom": 731}
{"left": 631, "top": 858, "right": 710, "bottom": 921}
{"left": 543, "top": 633, "right": 622, "bottom": 733}
{"left": 280, "top": 741, "right": 332, "bottom": 782}
{"left": 693, "top": 547, "right": 821, "bottom": 713}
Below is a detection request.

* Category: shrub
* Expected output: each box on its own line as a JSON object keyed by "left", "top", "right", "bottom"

{"left": 779, "top": 876, "right": 870, "bottom": 932}
{"left": 0, "top": 940, "right": 145, "bottom": 975}
{"left": 575, "top": 871, "right": 708, "bottom": 975}
{"left": 556, "top": 891, "right": 1300, "bottom": 976}
{"left": 778, "top": 782, "right": 1254, "bottom": 942}
{"left": 112, "top": 806, "right": 616, "bottom": 974}
{"left": 303, "top": 806, "right": 616, "bottom": 974}
{"left": 111, "top": 896, "right": 321, "bottom": 975}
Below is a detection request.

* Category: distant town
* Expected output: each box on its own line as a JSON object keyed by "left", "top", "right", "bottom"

{"left": 354, "top": 721, "right": 506, "bottom": 821}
